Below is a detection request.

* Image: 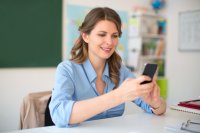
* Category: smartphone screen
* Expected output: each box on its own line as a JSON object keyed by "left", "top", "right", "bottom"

{"left": 141, "top": 63, "right": 158, "bottom": 84}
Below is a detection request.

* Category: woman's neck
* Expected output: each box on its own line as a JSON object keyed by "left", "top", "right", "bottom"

{"left": 89, "top": 57, "right": 106, "bottom": 77}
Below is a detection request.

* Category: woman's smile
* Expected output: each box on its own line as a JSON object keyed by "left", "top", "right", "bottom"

{"left": 100, "top": 47, "right": 113, "bottom": 54}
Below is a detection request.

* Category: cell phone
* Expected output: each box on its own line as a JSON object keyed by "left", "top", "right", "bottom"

{"left": 140, "top": 63, "right": 158, "bottom": 84}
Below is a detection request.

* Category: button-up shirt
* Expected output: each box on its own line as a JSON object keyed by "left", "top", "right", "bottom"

{"left": 49, "top": 59, "right": 152, "bottom": 127}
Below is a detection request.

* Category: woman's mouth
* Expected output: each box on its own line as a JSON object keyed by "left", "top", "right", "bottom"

{"left": 101, "top": 47, "right": 112, "bottom": 53}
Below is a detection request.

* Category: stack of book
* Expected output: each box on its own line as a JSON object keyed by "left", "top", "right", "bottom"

{"left": 170, "top": 99, "right": 200, "bottom": 115}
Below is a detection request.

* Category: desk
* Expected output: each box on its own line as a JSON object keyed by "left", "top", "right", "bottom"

{"left": 6, "top": 108, "right": 200, "bottom": 133}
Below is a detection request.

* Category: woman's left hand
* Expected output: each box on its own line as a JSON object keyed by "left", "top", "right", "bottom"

{"left": 142, "top": 78, "right": 162, "bottom": 109}
{"left": 142, "top": 77, "right": 166, "bottom": 115}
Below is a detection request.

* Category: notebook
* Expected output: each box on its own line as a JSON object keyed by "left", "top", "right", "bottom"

{"left": 170, "top": 105, "right": 200, "bottom": 115}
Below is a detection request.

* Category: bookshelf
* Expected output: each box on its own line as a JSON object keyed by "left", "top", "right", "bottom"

{"left": 127, "top": 12, "right": 166, "bottom": 77}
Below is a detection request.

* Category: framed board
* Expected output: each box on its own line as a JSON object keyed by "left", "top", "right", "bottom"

{"left": 179, "top": 10, "right": 200, "bottom": 51}
{"left": 0, "top": 0, "right": 62, "bottom": 68}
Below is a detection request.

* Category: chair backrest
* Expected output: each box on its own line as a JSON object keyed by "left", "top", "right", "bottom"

{"left": 19, "top": 91, "right": 52, "bottom": 129}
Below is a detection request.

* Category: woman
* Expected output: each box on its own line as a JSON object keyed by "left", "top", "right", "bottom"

{"left": 49, "top": 7, "right": 166, "bottom": 127}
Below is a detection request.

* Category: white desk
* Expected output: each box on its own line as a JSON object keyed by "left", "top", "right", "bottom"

{"left": 5, "top": 108, "right": 200, "bottom": 133}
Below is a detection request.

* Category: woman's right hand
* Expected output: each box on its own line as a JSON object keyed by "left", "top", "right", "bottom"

{"left": 117, "top": 76, "right": 154, "bottom": 102}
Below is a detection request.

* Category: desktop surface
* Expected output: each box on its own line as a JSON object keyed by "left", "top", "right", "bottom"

{"left": 5, "top": 108, "right": 200, "bottom": 133}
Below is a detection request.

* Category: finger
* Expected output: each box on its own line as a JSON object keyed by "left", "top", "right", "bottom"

{"left": 157, "top": 85, "right": 160, "bottom": 97}
{"left": 153, "top": 84, "right": 160, "bottom": 99}
{"left": 140, "top": 82, "right": 154, "bottom": 90}
{"left": 140, "top": 88, "right": 152, "bottom": 99}
{"left": 139, "top": 84, "right": 153, "bottom": 95}
{"left": 130, "top": 84, "right": 150, "bottom": 98}
{"left": 153, "top": 76, "right": 157, "bottom": 81}
{"left": 137, "top": 75, "right": 151, "bottom": 84}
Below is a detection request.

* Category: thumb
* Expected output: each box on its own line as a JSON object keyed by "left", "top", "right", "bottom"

{"left": 137, "top": 75, "right": 151, "bottom": 84}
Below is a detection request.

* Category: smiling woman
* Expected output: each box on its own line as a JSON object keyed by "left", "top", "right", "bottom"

{"left": 49, "top": 7, "right": 166, "bottom": 128}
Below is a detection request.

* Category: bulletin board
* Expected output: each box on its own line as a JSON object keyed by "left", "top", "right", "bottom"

{"left": 0, "top": 0, "right": 62, "bottom": 68}
{"left": 179, "top": 10, "right": 200, "bottom": 51}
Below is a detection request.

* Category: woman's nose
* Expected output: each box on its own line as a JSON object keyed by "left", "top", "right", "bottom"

{"left": 105, "top": 36, "right": 113, "bottom": 45}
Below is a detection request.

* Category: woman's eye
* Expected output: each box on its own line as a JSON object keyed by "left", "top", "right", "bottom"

{"left": 112, "top": 34, "right": 119, "bottom": 38}
{"left": 98, "top": 34, "right": 106, "bottom": 37}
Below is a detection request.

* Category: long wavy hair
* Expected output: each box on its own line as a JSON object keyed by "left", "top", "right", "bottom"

{"left": 70, "top": 7, "right": 122, "bottom": 89}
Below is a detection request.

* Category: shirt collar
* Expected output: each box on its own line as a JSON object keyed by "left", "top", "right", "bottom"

{"left": 103, "top": 62, "right": 109, "bottom": 77}
{"left": 82, "top": 59, "right": 109, "bottom": 83}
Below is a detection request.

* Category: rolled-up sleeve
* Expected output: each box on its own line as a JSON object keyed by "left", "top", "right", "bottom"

{"left": 133, "top": 98, "right": 153, "bottom": 114}
{"left": 49, "top": 63, "right": 78, "bottom": 127}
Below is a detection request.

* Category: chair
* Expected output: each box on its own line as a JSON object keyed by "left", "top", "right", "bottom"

{"left": 19, "top": 91, "right": 54, "bottom": 129}
{"left": 44, "top": 96, "right": 54, "bottom": 126}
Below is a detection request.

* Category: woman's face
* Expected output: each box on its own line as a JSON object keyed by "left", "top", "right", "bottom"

{"left": 82, "top": 20, "right": 119, "bottom": 61}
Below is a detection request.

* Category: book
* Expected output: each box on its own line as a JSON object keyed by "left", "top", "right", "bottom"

{"left": 170, "top": 105, "right": 200, "bottom": 115}
{"left": 178, "top": 99, "right": 200, "bottom": 110}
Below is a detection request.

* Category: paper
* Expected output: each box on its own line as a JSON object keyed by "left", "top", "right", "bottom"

{"left": 179, "top": 10, "right": 200, "bottom": 50}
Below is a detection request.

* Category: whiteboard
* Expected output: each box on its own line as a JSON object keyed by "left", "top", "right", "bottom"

{"left": 179, "top": 10, "right": 200, "bottom": 51}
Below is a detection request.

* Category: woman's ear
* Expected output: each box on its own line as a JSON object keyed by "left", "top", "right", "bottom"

{"left": 81, "top": 33, "right": 89, "bottom": 43}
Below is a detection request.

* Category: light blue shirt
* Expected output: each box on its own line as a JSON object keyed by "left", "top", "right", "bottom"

{"left": 49, "top": 59, "right": 152, "bottom": 127}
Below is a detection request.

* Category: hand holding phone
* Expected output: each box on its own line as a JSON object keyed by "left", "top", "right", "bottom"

{"left": 140, "top": 63, "right": 158, "bottom": 84}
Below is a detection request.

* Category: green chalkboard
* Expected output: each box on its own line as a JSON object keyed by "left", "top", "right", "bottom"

{"left": 0, "top": 0, "right": 62, "bottom": 67}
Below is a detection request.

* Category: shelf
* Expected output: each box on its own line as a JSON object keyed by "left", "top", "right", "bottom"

{"left": 128, "top": 12, "right": 166, "bottom": 77}
{"left": 141, "top": 34, "right": 165, "bottom": 39}
{"left": 141, "top": 55, "right": 165, "bottom": 60}
{"left": 130, "top": 12, "right": 163, "bottom": 18}
{"left": 129, "top": 34, "right": 165, "bottom": 39}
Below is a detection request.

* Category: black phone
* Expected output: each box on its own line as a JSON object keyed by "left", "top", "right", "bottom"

{"left": 140, "top": 63, "right": 158, "bottom": 84}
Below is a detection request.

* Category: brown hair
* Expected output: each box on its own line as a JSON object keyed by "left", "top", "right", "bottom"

{"left": 70, "top": 7, "right": 122, "bottom": 89}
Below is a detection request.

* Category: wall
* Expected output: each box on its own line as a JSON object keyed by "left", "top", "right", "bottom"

{"left": 0, "top": 0, "right": 200, "bottom": 132}
{"left": 165, "top": 0, "right": 200, "bottom": 104}
{"left": 0, "top": 68, "right": 55, "bottom": 132}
